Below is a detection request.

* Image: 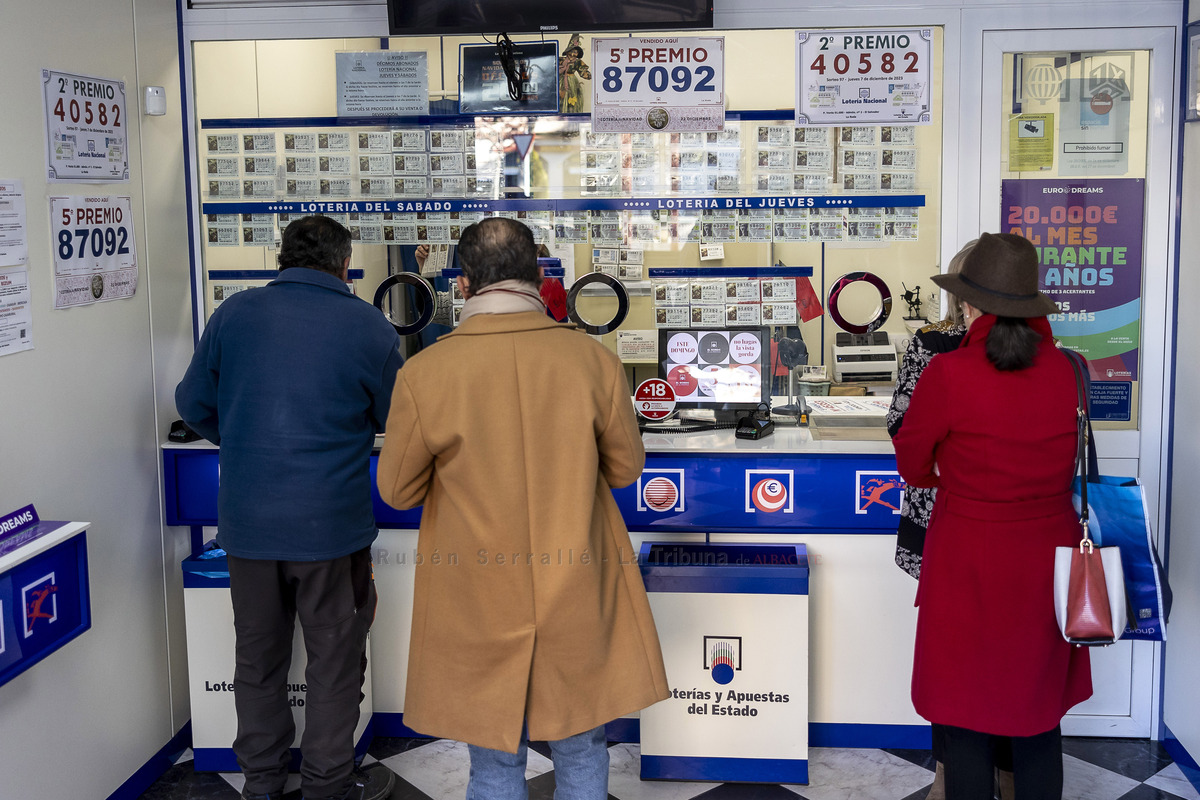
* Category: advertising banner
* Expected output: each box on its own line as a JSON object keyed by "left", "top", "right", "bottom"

{"left": 1001, "top": 178, "right": 1144, "bottom": 414}
{"left": 796, "top": 29, "right": 933, "bottom": 126}
{"left": 42, "top": 69, "right": 128, "bottom": 182}
{"left": 592, "top": 37, "right": 725, "bottom": 133}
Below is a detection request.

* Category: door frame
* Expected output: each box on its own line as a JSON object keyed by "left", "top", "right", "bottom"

{"left": 964, "top": 17, "right": 1179, "bottom": 738}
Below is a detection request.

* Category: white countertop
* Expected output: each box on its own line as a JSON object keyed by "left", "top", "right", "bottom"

{"left": 640, "top": 424, "right": 895, "bottom": 455}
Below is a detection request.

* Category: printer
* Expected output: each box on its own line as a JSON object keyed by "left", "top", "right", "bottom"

{"left": 832, "top": 331, "right": 898, "bottom": 383}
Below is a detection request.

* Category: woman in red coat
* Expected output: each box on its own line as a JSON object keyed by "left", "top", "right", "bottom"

{"left": 892, "top": 232, "right": 1092, "bottom": 799}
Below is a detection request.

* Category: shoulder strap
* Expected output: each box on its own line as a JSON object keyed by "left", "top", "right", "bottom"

{"left": 1062, "top": 348, "right": 1100, "bottom": 477}
{"left": 1064, "top": 351, "right": 1092, "bottom": 541}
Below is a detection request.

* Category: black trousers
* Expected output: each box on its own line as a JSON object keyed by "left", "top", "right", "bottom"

{"left": 932, "top": 723, "right": 1013, "bottom": 769}
{"left": 942, "top": 724, "right": 1062, "bottom": 800}
{"left": 228, "top": 548, "right": 376, "bottom": 799}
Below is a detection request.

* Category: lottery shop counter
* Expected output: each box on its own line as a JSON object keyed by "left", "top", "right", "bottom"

{"left": 163, "top": 429, "right": 927, "bottom": 759}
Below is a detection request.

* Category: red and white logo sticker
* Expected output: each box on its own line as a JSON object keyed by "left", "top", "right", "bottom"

{"left": 635, "top": 378, "right": 676, "bottom": 420}
{"left": 744, "top": 469, "right": 794, "bottom": 514}
{"left": 637, "top": 469, "right": 686, "bottom": 513}
{"left": 642, "top": 477, "right": 680, "bottom": 511}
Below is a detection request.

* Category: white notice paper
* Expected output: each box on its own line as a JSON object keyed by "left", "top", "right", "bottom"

{"left": 336, "top": 51, "right": 429, "bottom": 117}
{"left": 0, "top": 180, "right": 29, "bottom": 266}
{"left": 0, "top": 265, "right": 33, "bottom": 356}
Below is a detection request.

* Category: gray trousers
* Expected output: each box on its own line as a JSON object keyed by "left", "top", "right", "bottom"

{"left": 228, "top": 548, "right": 376, "bottom": 799}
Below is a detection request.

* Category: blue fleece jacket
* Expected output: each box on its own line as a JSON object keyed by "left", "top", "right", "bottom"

{"left": 175, "top": 268, "right": 403, "bottom": 560}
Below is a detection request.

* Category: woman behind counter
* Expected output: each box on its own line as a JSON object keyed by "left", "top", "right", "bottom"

{"left": 892, "top": 232, "right": 1092, "bottom": 800}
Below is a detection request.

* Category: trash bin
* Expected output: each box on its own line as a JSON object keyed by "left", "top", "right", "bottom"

{"left": 638, "top": 542, "right": 809, "bottom": 784}
{"left": 182, "top": 546, "right": 374, "bottom": 771}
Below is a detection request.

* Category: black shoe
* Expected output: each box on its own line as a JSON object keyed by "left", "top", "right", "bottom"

{"left": 241, "top": 790, "right": 283, "bottom": 800}
{"left": 313, "top": 763, "right": 396, "bottom": 800}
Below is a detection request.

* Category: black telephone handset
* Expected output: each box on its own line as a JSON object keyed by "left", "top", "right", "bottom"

{"left": 735, "top": 403, "right": 775, "bottom": 440}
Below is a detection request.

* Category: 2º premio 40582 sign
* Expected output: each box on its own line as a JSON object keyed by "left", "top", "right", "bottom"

{"left": 42, "top": 69, "right": 129, "bottom": 182}
{"left": 796, "top": 29, "right": 932, "bottom": 126}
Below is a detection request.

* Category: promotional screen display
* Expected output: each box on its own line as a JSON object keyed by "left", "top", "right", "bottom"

{"left": 657, "top": 327, "right": 770, "bottom": 414}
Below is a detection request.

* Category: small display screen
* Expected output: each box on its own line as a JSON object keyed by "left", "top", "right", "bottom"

{"left": 657, "top": 327, "right": 770, "bottom": 412}
{"left": 388, "top": 0, "right": 714, "bottom": 36}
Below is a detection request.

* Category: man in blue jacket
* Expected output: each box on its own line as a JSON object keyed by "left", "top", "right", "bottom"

{"left": 176, "top": 215, "right": 402, "bottom": 800}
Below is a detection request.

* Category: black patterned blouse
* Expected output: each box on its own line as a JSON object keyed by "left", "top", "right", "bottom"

{"left": 886, "top": 319, "right": 967, "bottom": 578}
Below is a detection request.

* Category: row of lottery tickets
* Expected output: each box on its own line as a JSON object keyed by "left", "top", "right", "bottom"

{"left": 578, "top": 123, "right": 919, "bottom": 196}
{"left": 652, "top": 277, "right": 805, "bottom": 328}
{"left": 202, "top": 122, "right": 922, "bottom": 200}
{"left": 204, "top": 128, "right": 501, "bottom": 200}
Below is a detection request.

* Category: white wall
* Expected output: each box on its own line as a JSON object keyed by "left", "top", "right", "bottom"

{"left": 0, "top": 0, "right": 192, "bottom": 796}
{"left": 1163, "top": 6, "right": 1200, "bottom": 767}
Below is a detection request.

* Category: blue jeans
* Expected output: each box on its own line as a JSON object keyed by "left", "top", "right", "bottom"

{"left": 466, "top": 725, "right": 609, "bottom": 800}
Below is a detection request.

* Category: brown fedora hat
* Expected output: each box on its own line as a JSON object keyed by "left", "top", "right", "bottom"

{"left": 931, "top": 232, "right": 1058, "bottom": 318}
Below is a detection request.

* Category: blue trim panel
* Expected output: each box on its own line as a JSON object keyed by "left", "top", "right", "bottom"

{"left": 201, "top": 195, "right": 925, "bottom": 217}
{"left": 623, "top": 451, "right": 904, "bottom": 534}
{"left": 605, "top": 717, "right": 640, "bottom": 743}
{"left": 554, "top": 195, "right": 925, "bottom": 212}
{"left": 373, "top": 712, "right": 438, "bottom": 739}
{"left": 639, "top": 542, "right": 809, "bottom": 594}
{"left": 193, "top": 722, "right": 373, "bottom": 773}
{"left": 163, "top": 448, "right": 422, "bottom": 529}
{"left": 165, "top": 447, "right": 905, "bottom": 534}
{"left": 442, "top": 266, "right": 566, "bottom": 278}
{"left": 1163, "top": 726, "right": 1200, "bottom": 794}
{"left": 206, "top": 269, "right": 365, "bottom": 280}
{"left": 809, "top": 722, "right": 931, "bottom": 749}
{"left": 641, "top": 574, "right": 809, "bottom": 595}
{"left": 177, "top": 0, "right": 201, "bottom": 348}
{"left": 105, "top": 723, "right": 192, "bottom": 800}
{"left": 640, "top": 755, "right": 808, "bottom": 784}
{"left": 199, "top": 111, "right": 801, "bottom": 130}
{"left": 647, "top": 266, "right": 814, "bottom": 278}
{"left": 194, "top": 747, "right": 254, "bottom": 772}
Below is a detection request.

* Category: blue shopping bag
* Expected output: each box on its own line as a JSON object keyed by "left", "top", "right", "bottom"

{"left": 1072, "top": 474, "right": 1172, "bottom": 641}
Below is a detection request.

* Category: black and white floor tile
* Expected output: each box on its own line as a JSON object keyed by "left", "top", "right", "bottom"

{"left": 137, "top": 737, "right": 1200, "bottom": 800}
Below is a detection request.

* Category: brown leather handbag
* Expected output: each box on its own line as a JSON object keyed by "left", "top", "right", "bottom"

{"left": 1053, "top": 355, "right": 1127, "bottom": 646}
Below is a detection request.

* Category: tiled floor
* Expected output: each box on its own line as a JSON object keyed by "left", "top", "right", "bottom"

{"left": 138, "top": 737, "right": 1200, "bottom": 800}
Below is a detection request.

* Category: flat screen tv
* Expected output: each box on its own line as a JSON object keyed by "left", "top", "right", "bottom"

{"left": 387, "top": 0, "right": 714, "bottom": 37}
{"left": 658, "top": 327, "right": 771, "bottom": 422}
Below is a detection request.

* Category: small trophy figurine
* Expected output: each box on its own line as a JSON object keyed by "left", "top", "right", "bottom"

{"left": 902, "top": 283, "right": 924, "bottom": 321}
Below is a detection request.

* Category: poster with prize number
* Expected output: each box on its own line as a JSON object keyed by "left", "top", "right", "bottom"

{"left": 592, "top": 37, "right": 725, "bottom": 133}
{"left": 796, "top": 29, "right": 932, "bottom": 126}
{"left": 42, "top": 69, "right": 128, "bottom": 182}
{"left": 49, "top": 196, "right": 139, "bottom": 309}
{"left": 1001, "top": 178, "right": 1143, "bottom": 387}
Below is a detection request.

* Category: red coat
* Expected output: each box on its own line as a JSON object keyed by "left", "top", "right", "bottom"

{"left": 892, "top": 314, "right": 1092, "bottom": 736}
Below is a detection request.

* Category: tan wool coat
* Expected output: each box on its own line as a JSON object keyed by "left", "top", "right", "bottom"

{"left": 376, "top": 311, "right": 670, "bottom": 753}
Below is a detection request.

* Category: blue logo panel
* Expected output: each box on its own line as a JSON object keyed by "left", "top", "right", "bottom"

{"left": 615, "top": 452, "right": 903, "bottom": 533}
{"left": 0, "top": 531, "right": 91, "bottom": 687}
{"left": 165, "top": 448, "right": 902, "bottom": 534}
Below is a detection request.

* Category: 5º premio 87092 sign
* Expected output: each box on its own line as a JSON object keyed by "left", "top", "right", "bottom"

{"left": 49, "top": 196, "right": 139, "bottom": 309}
{"left": 796, "top": 29, "right": 933, "bottom": 126}
{"left": 592, "top": 36, "right": 725, "bottom": 133}
{"left": 42, "top": 69, "right": 129, "bottom": 182}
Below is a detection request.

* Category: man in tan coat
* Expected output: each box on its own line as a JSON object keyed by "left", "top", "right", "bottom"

{"left": 377, "top": 217, "right": 669, "bottom": 799}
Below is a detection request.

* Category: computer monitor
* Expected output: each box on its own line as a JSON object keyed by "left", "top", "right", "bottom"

{"left": 657, "top": 327, "right": 771, "bottom": 422}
